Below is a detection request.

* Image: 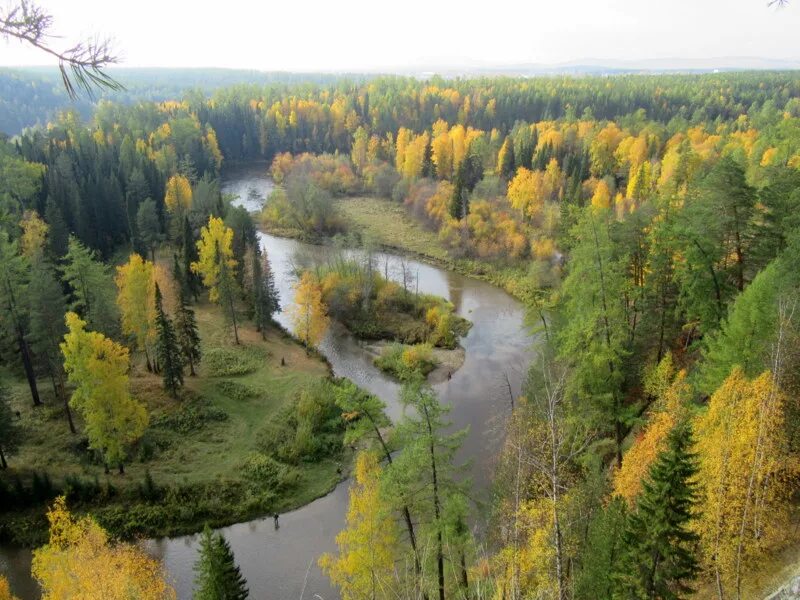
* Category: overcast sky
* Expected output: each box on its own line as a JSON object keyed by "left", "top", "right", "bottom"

{"left": 1, "top": 0, "right": 798, "bottom": 72}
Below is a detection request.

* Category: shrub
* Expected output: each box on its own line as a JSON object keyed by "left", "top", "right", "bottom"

{"left": 375, "top": 343, "right": 438, "bottom": 381}
{"left": 240, "top": 453, "right": 299, "bottom": 492}
{"left": 151, "top": 400, "right": 228, "bottom": 434}
{"left": 203, "top": 347, "right": 261, "bottom": 377}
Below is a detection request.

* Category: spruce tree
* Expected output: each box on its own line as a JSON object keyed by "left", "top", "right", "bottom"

{"left": 154, "top": 283, "right": 184, "bottom": 398}
{"left": 251, "top": 245, "right": 279, "bottom": 338}
{"left": 175, "top": 288, "right": 202, "bottom": 376}
{"left": 194, "top": 525, "right": 249, "bottom": 600}
{"left": 614, "top": 423, "right": 700, "bottom": 600}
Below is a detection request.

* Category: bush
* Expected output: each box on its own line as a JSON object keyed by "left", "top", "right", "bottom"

{"left": 213, "top": 380, "right": 258, "bottom": 402}
{"left": 256, "top": 379, "right": 346, "bottom": 465}
{"left": 240, "top": 453, "right": 299, "bottom": 492}
{"left": 151, "top": 400, "right": 228, "bottom": 434}
{"left": 203, "top": 347, "right": 261, "bottom": 377}
{"left": 375, "top": 342, "right": 438, "bottom": 381}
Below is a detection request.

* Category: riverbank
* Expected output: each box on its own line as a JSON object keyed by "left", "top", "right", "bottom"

{"left": 0, "top": 303, "right": 349, "bottom": 548}
{"left": 333, "top": 196, "right": 532, "bottom": 303}
{"left": 259, "top": 194, "right": 532, "bottom": 305}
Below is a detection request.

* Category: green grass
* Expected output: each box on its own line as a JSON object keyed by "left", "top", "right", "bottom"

{"left": 334, "top": 196, "right": 530, "bottom": 301}
{"left": 0, "top": 302, "right": 346, "bottom": 546}
{"left": 335, "top": 196, "right": 450, "bottom": 261}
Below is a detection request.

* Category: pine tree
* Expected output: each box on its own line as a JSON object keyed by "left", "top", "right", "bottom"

{"left": 194, "top": 526, "right": 249, "bottom": 600}
{"left": 614, "top": 423, "right": 700, "bottom": 600}
{"left": 175, "top": 289, "right": 201, "bottom": 376}
{"left": 154, "top": 283, "right": 184, "bottom": 398}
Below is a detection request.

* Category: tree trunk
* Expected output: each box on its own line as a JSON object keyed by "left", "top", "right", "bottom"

{"left": 0, "top": 446, "right": 7, "bottom": 469}
{"left": 229, "top": 295, "right": 240, "bottom": 344}
{"left": 118, "top": 462, "right": 125, "bottom": 475}
{"left": 17, "top": 330, "right": 41, "bottom": 407}
{"left": 460, "top": 552, "right": 469, "bottom": 592}
{"left": 370, "top": 417, "right": 424, "bottom": 594}
{"left": 423, "top": 405, "right": 445, "bottom": 600}
{"left": 188, "top": 354, "right": 196, "bottom": 376}
{"left": 58, "top": 369, "right": 76, "bottom": 434}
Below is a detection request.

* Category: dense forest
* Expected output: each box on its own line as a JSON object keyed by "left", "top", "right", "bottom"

{"left": 1, "top": 70, "right": 800, "bottom": 599}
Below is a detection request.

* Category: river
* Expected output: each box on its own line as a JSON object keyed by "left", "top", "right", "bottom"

{"left": 0, "top": 163, "right": 535, "bottom": 599}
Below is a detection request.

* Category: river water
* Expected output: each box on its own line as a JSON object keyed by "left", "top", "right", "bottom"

{"left": 0, "top": 163, "right": 535, "bottom": 599}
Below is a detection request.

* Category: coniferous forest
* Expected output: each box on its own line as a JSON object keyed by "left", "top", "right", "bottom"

{"left": 2, "top": 3, "right": 800, "bottom": 599}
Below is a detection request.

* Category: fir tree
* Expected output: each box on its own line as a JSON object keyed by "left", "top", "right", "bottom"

{"left": 194, "top": 526, "right": 249, "bottom": 600}
{"left": 175, "top": 289, "right": 202, "bottom": 377}
{"left": 614, "top": 423, "right": 700, "bottom": 600}
{"left": 154, "top": 283, "right": 184, "bottom": 398}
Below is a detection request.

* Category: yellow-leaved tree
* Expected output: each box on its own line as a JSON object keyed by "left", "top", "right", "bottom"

{"left": 319, "top": 451, "right": 400, "bottom": 600}
{"left": 290, "top": 271, "right": 329, "bottom": 352}
{"left": 32, "top": 497, "right": 175, "bottom": 600}
{"left": 191, "top": 216, "right": 236, "bottom": 303}
{"left": 115, "top": 253, "right": 156, "bottom": 369}
{"left": 613, "top": 356, "right": 689, "bottom": 505}
{"left": 590, "top": 180, "right": 612, "bottom": 211}
{"left": 190, "top": 216, "right": 240, "bottom": 343}
{"left": 19, "top": 209, "right": 49, "bottom": 260}
{"left": 507, "top": 167, "right": 544, "bottom": 222}
{"left": 60, "top": 312, "right": 148, "bottom": 473}
{"left": 0, "top": 576, "right": 19, "bottom": 600}
{"left": 693, "top": 367, "right": 790, "bottom": 599}
{"left": 164, "top": 174, "right": 192, "bottom": 215}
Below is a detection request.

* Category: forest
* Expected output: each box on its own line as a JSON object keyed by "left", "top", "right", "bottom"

{"left": 1, "top": 69, "right": 800, "bottom": 599}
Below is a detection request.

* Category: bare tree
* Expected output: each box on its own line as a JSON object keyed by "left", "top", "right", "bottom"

{"left": 0, "top": 0, "right": 121, "bottom": 98}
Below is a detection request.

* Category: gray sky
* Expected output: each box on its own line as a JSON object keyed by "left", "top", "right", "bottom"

{"left": 1, "top": 0, "right": 798, "bottom": 71}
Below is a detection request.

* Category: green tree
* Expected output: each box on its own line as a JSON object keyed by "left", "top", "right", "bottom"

{"left": 193, "top": 526, "right": 249, "bottom": 600}
{"left": 558, "top": 207, "right": 631, "bottom": 467}
{"left": 175, "top": 289, "right": 202, "bottom": 377}
{"left": 28, "top": 260, "right": 75, "bottom": 432}
{"left": 498, "top": 135, "right": 516, "bottom": 180}
{"left": 387, "top": 379, "right": 469, "bottom": 600}
{"left": 0, "top": 232, "right": 40, "bottom": 406}
{"left": 61, "top": 236, "right": 119, "bottom": 338}
{"left": 614, "top": 423, "right": 700, "bottom": 600}
{"left": 183, "top": 217, "right": 201, "bottom": 299}
{"left": 250, "top": 244, "right": 279, "bottom": 338}
{"left": 154, "top": 283, "right": 184, "bottom": 398}
{"left": 136, "top": 198, "right": 163, "bottom": 262}
{"left": 675, "top": 157, "right": 757, "bottom": 333}
{"left": 333, "top": 381, "right": 424, "bottom": 581}
{"left": 0, "top": 384, "right": 21, "bottom": 469}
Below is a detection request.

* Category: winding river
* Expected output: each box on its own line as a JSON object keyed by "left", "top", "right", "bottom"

{"left": 0, "top": 163, "right": 535, "bottom": 599}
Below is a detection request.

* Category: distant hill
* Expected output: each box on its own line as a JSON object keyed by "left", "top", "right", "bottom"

{"left": 0, "top": 67, "right": 372, "bottom": 136}
{"left": 2, "top": 60, "right": 798, "bottom": 135}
